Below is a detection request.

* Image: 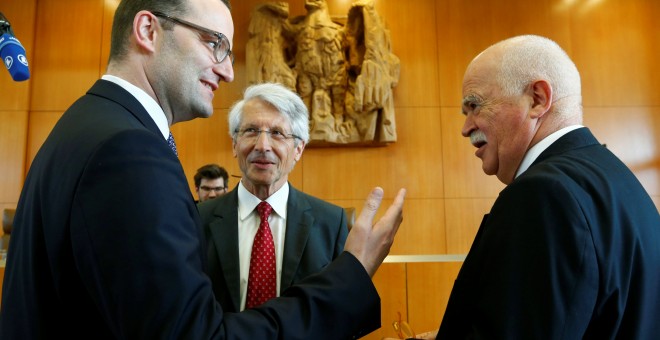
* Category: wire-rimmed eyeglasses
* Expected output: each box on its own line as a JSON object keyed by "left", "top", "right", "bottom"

{"left": 234, "top": 128, "right": 301, "bottom": 144}
{"left": 152, "top": 11, "right": 234, "bottom": 65}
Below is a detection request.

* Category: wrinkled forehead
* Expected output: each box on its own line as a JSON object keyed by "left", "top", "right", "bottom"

{"left": 240, "top": 99, "right": 292, "bottom": 129}
{"left": 462, "top": 50, "right": 501, "bottom": 95}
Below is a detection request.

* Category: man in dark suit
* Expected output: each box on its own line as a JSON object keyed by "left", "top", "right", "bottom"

{"left": 0, "top": 0, "right": 406, "bottom": 338}
{"left": 434, "top": 35, "right": 660, "bottom": 338}
{"left": 198, "top": 83, "right": 348, "bottom": 312}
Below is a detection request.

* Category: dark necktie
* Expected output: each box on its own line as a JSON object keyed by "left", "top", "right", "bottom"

{"left": 245, "top": 201, "right": 276, "bottom": 309}
{"left": 167, "top": 132, "right": 178, "bottom": 157}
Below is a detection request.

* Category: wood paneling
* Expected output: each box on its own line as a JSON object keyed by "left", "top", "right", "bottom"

{"left": 436, "top": 0, "right": 572, "bottom": 107}
{"left": 0, "top": 0, "right": 658, "bottom": 335}
{"left": 407, "top": 262, "right": 462, "bottom": 336}
{"left": 570, "top": 0, "right": 660, "bottom": 107}
{"left": 365, "top": 263, "right": 407, "bottom": 340}
{"left": 0, "top": 111, "right": 28, "bottom": 204}
{"left": 29, "top": 0, "right": 104, "bottom": 111}
{"left": 303, "top": 107, "right": 444, "bottom": 200}
{"left": 584, "top": 106, "right": 660, "bottom": 196}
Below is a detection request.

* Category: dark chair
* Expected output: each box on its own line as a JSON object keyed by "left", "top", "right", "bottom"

{"left": 344, "top": 207, "right": 355, "bottom": 231}
{"left": 2, "top": 208, "right": 15, "bottom": 251}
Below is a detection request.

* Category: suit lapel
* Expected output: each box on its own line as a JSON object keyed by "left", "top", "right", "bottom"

{"left": 280, "top": 186, "right": 313, "bottom": 291}
{"left": 208, "top": 191, "right": 242, "bottom": 311}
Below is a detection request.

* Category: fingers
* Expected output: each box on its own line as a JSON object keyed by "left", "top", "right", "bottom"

{"left": 355, "top": 186, "right": 384, "bottom": 228}
{"left": 382, "top": 188, "right": 406, "bottom": 233}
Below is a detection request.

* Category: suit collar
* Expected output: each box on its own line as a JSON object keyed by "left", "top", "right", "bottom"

{"left": 532, "top": 127, "right": 600, "bottom": 167}
{"left": 516, "top": 125, "right": 583, "bottom": 178}
{"left": 101, "top": 75, "right": 169, "bottom": 139}
{"left": 87, "top": 79, "right": 162, "bottom": 138}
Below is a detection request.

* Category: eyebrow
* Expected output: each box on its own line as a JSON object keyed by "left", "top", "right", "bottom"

{"left": 461, "top": 94, "right": 481, "bottom": 115}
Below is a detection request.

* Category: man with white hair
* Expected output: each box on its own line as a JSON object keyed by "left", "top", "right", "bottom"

{"left": 436, "top": 35, "right": 660, "bottom": 338}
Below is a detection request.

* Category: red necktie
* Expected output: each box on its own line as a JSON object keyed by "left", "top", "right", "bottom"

{"left": 245, "top": 201, "right": 276, "bottom": 309}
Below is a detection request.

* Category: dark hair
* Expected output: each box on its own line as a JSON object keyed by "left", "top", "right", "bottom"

{"left": 194, "top": 164, "right": 229, "bottom": 188}
{"left": 108, "top": 0, "right": 231, "bottom": 63}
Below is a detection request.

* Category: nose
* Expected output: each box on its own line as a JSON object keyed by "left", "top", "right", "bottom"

{"left": 461, "top": 113, "right": 475, "bottom": 138}
{"left": 214, "top": 57, "right": 234, "bottom": 83}
{"left": 208, "top": 190, "right": 218, "bottom": 198}
{"left": 253, "top": 130, "right": 273, "bottom": 151}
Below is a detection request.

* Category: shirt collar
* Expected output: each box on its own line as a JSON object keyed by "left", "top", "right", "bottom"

{"left": 237, "top": 181, "right": 289, "bottom": 220}
{"left": 101, "top": 74, "right": 170, "bottom": 139}
{"left": 515, "top": 125, "right": 583, "bottom": 178}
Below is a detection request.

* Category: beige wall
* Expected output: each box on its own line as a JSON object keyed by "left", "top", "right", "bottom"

{"left": 0, "top": 0, "right": 658, "bottom": 337}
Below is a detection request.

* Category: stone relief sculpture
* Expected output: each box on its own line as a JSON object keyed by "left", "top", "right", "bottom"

{"left": 246, "top": 0, "right": 400, "bottom": 146}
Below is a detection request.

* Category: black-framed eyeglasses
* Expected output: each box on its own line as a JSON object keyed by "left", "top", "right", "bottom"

{"left": 234, "top": 128, "right": 301, "bottom": 144}
{"left": 199, "top": 185, "right": 227, "bottom": 192}
{"left": 152, "top": 11, "right": 234, "bottom": 65}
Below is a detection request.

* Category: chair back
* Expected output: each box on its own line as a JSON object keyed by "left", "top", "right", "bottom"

{"left": 343, "top": 207, "right": 356, "bottom": 231}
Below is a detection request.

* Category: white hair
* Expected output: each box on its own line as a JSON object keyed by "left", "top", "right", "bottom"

{"left": 495, "top": 35, "right": 582, "bottom": 112}
{"left": 228, "top": 83, "right": 310, "bottom": 144}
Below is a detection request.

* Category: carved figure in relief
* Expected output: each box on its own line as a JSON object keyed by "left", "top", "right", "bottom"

{"left": 246, "top": 0, "right": 400, "bottom": 145}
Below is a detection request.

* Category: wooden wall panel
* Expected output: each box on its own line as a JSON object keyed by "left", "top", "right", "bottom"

{"left": 570, "top": 0, "right": 660, "bottom": 107}
{"left": 436, "top": 0, "right": 572, "bottom": 107}
{"left": 363, "top": 263, "right": 408, "bottom": 340}
{"left": 390, "top": 199, "right": 446, "bottom": 255}
{"left": 374, "top": 0, "right": 441, "bottom": 108}
{"left": 0, "top": 111, "right": 28, "bottom": 204}
{"left": 303, "top": 107, "right": 444, "bottom": 200}
{"left": 29, "top": 0, "right": 104, "bottom": 111}
{"left": 583, "top": 106, "right": 660, "bottom": 196}
{"left": 407, "top": 262, "right": 462, "bottom": 336}
{"left": 1, "top": 0, "right": 658, "bottom": 335}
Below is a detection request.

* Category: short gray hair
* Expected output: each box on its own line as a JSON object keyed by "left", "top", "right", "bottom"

{"left": 495, "top": 35, "right": 582, "bottom": 109}
{"left": 228, "top": 83, "right": 310, "bottom": 144}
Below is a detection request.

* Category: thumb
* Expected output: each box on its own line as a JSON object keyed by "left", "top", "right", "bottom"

{"left": 355, "top": 187, "right": 384, "bottom": 228}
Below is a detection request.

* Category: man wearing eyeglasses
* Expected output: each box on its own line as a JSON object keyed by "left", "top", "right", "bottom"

{"left": 194, "top": 163, "right": 229, "bottom": 202}
{"left": 0, "top": 0, "right": 406, "bottom": 339}
{"left": 198, "top": 82, "right": 349, "bottom": 314}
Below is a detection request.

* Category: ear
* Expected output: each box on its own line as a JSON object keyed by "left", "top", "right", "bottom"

{"left": 529, "top": 79, "right": 552, "bottom": 119}
{"left": 133, "top": 11, "right": 160, "bottom": 54}
{"left": 293, "top": 141, "right": 306, "bottom": 162}
{"left": 232, "top": 139, "right": 238, "bottom": 158}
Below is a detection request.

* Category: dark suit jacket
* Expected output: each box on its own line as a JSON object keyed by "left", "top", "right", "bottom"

{"left": 438, "top": 127, "right": 660, "bottom": 339}
{"left": 197, "top": 185, "right": 348, "bottom": 312}
{"left": 0, "top": 80, "right": 380, "bottom": 339}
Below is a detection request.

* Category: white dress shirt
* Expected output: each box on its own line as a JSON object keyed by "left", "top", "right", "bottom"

{"left": 515, "top": 125, "right": 583, "bottom": 178}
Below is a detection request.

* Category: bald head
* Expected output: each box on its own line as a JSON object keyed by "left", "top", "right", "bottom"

{"left": 468, "top": 35, "right": 583, "bottom": 119}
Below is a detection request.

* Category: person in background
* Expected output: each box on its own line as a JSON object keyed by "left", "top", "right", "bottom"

{"left": 198, "top": 82, "right": 349, "bottom": 312}
{"left": 398, "top": 34, "right": 660, "bottom": 340}
{"left": 194, "top": 163, "right": 230, "bottom": 202}
{"left": 0, "top": 0, "right": 406, "bottom": 338}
